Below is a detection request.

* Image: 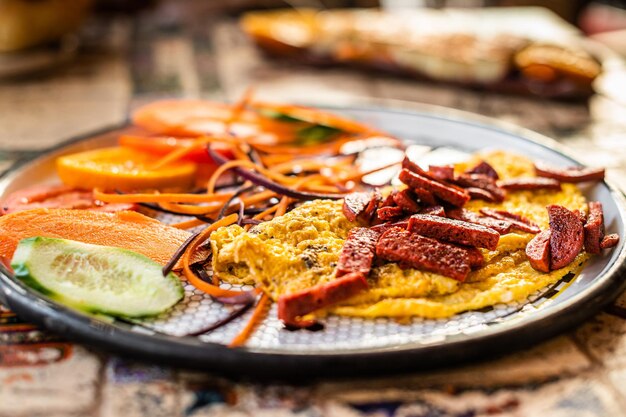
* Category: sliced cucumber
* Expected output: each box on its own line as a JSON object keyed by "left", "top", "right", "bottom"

{"left": 11, "top": 237, "right": 184, "bottom": 318}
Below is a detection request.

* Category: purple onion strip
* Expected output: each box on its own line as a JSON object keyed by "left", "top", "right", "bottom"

{"left": 207, "top": 146, "right": 345, "bottom": 200}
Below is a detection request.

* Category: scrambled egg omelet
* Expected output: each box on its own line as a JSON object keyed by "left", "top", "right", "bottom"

{"left": 210, "top": 151, "right": 589, "bottom": 319}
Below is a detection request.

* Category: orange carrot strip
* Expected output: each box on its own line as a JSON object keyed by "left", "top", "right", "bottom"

{"left": 170, "top": 218, "right": 207, "bottom": 229}
{"left": 206, "top": 160, "right": 301, "bottom": 193}
{"left": 94, "top": 189, "right": 234, "bottom": 204}
{"left": 252, "top": 204, "right": 280, "bottom": 221}
{"left": 159, "top": 202, "right": 223, "bottom": 215}
{"left": 229, "top": 293, "right": 270, "bottom": 348}
{"left": 275, "top": 196, "right": 291, "bottom": 217}
{"left": 182, "top": 214, "right": 245, "bottom": 297}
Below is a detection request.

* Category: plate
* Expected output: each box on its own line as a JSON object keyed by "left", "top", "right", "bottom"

{"left": 1, "top": 105, "right": 625, "bottom": 379}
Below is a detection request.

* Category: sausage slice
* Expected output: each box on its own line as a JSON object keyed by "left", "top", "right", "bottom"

{"left": 548, "top": 205, "right": 584, "bottom": 270}
{"left": 499, "top": 177, "right": 561, "bottom": 191}
{"left": 407, "top": 213, "right": 500, "bottom": 250}
{"left": 428, "top": 165, "right": 455, "bottom": 182}
{"left": 277, "top": 272, "right": 369, "bottom": 327}
{"left": 393, "top": 189, "right": 420, "bottom": 213}
{"left": 479, "top": 208, "right": 540, "bottom": 234}
{"left": 583, "top": 201, "right": 604, "bottom": 254}
{"left": 377, "top": 206, "right": 404, "bottom": 221}
{"left": 534, "top": 162, "right": 605, "bottom": 183}
{"left": 399, "top": 169, "right": 470, "bottom": 207}
{"left": 412, "top": 187, "right": 437, "bottom": 206}
{"left": 336, "top": 227, "right": 380, "bottom": 277}
{"left": 343, "top": 190, "right": 380, "bottom": 222}
{"left": 376, "top": 227, "right": 472, "bottom": 281}
{"left": 600, "top": 234, "right": 620, "bottom": 250}
{"left": 454, "top": 173, "right": 506, "bottom": 203}
{"left": 420, "top": 205, "right": 446, "bottom": 217}
{"left": 526, "top": 230, "right": 551, "bottom": 272}
{"left": 465, "top": 161, "right": 499, "bottom": 180}
{"left": 466, "top": 187, "right": 497, "bottom": 202}
{"left": 448, "top": 208, "right": 513, "bottom": 235}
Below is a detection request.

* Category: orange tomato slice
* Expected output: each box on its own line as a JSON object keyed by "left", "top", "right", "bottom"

{"left": 118, "top": 134, "right": 236, "bottom": 164}
{"left": 56, "top": 147, "right": 197, "bottom": 192}
{"left": 131, "top": 100, "right": 300, "bottom": 143}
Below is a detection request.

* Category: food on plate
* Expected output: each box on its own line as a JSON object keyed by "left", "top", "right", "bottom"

{"left": 11, "top": 237, "right": 183, "bottom": 317}
{"left": 56, "top": 147, "right": 198, "bottom": 192}
{"left": 210, "top": 149, "right": 615, "bottom": 322}
{"left": 0, "top": 208, "right": 196, "bottom": 265}
{"left": 0, "top": 184, "right": 134, "bottom": 215}
{"left": 240, "top": 9, "right": 601, "bottom": 98}
{"left": 0, "top": 97, "right": 620, "bottom": 346}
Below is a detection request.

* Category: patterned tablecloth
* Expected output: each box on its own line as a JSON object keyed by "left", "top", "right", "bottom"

{"left": 2, "top": 4, "right": 626, "bottom": 416}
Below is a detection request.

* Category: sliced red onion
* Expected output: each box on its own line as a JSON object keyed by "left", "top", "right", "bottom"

{"left": 207, "top": 146, "right": 345, "bottom": 201}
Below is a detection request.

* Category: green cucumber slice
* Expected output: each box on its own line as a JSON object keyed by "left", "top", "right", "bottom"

{"left": 11, "top": 237, "right": 184, "bottom": 318}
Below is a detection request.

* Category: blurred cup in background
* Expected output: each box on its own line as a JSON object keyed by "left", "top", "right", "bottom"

{"left": 0, "top": 0, "right": 93, "bottom": 53}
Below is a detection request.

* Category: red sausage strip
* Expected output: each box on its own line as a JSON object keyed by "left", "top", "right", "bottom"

{"left": 465, "top": 161, "right": 499, "bottom": 180}
{"left": 534, "top": 162, "right": 605, "bottom": 183}
{"left": 412, "top": 187, "right": 437, "bottom": 206}
{"left": 448, "top": 208, "right": 513, "bottom": 235}
{"left": 277, "top": 272, "right": 369, "bottom": 327}
{"left": 399, "top": 169, "right": 470, "bottom": 207}
{"left": 364, "top": 189, "right": 382, "bottom": 220}
{"left": 479, "top": 208, "right": 540, "bottom": 234}
{"left": 336, "top": 227, "right": 380, "bottom": 277}
{"left": 600, "top": 234, "right": 620, "bottom": 250}
{"left": 343, "top": 190, "right": 380, "bottom": 222}
{"left": 393, "top": 189, "right": 420, "bottom": 213}
{"left": 456, "top": 245, "right": 485, "bottom": 269}
{"left": 402, "top": 156, "right": 430, "bottom": 178}
{"left": 370, "top": 219, "right": 410, "bottom": 233}
{"left": 583, "top": 201, "right": 604, "bottom": 254}
{"left": 376, "top": 227, "right": 472, "bottom": 281}
{"left": 526, "top": 230, "right": 551, "bottom": 273}
{"left": 499, "top": 177, "right": 562, "bottom": 191}
{"left": 454, "top": 174, "right": 506, "bottom": 203}
{"left": 378, "top": 206, "right": 404, "bottom": 221}
{"left": 407, "top": 214, "right": 500, "bottom": 250}
{"left": 428, "top": 165, "right": 455, "bottom": 182}
{"left": 420, "top": 205, "right": 446, "bottom": 217}
{"left": 466, "top": 187, "right": 497, "bottom": 202}
{"left": 548, "top": 205, "right": 584, "bottom": 270}
{"left": 342, "top": 192, "right": 370, "bottom": 222}
{"left": 380, "top": 192, "right": 397, "bottom": 208}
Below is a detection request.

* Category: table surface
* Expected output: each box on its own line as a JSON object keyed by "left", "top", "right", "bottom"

{"left": 2, "top": 6, "right": 626, "bottom": 417}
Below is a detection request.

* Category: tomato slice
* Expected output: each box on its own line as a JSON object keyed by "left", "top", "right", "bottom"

{"left": 0, "top": 185, "right": 135, "bottom": 215}
{"left": 131, "top": 100, "right": 300, "bottom": 142}
{"left": 118, "top": 135, "right": 217, "bottom": 164}
{"left": 118, "top": 135, "right": 237, "bottom": 163}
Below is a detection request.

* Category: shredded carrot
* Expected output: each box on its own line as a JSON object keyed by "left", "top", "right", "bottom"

{"left": 229, "top": 293, "right": 270, "bottom": 348}
{"left": 94, "top": 189, "right": 233, "bottom": 204}
{"left": 275, "top": 196, "right": 291, "bottom": 217}
{"left": 182, "top": 213, "right": 246, "bottom": 298}
{"left": 160, "top": 190, "right": 277, "bottom": 216}
{"left": 206, "top": 159, "right": 302, "bottom": 193}
{"left": 170, "top": 218, "right": 208, "bottom": 229}
{"left": 159, "top": 202, "right": 223, "bottom": 215}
